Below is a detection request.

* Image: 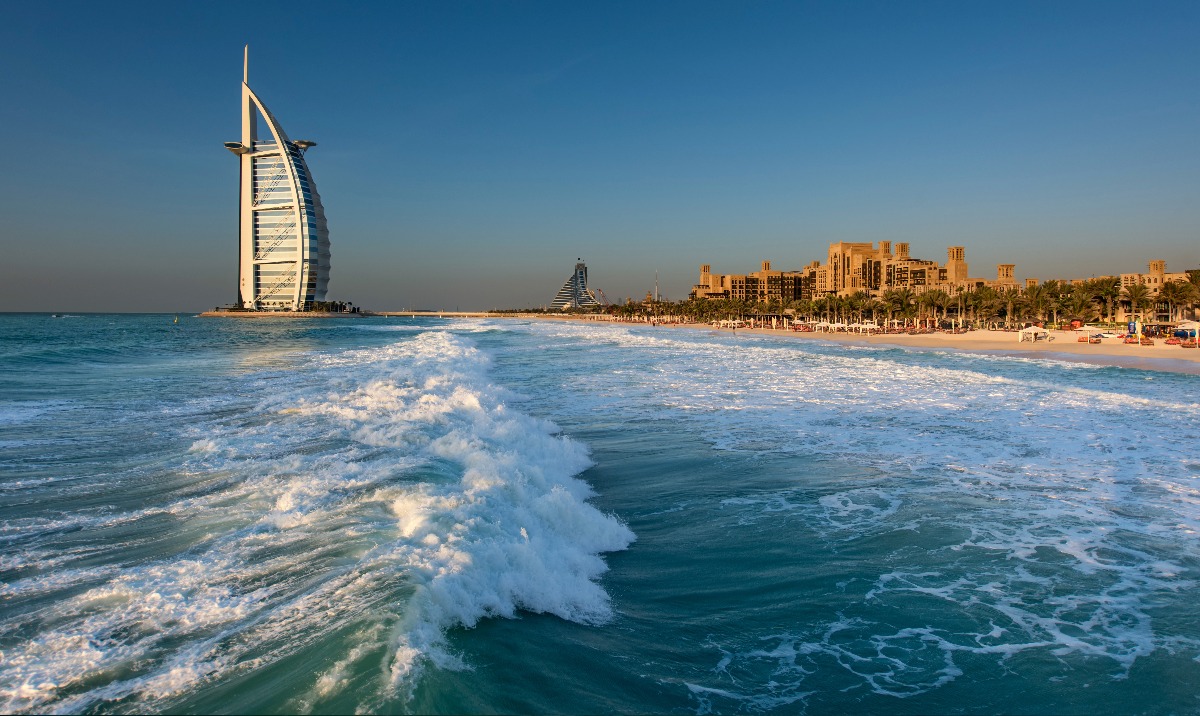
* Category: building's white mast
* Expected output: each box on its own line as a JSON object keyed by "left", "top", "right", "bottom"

{"left": 238, "top": 46, "right": 255, "bottom": 306}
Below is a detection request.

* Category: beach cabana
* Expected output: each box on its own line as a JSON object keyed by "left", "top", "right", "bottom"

{"left": 1018, "top": 326, "right": 1050, "bottom": 342}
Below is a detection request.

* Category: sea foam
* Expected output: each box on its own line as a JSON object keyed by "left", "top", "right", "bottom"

{"left": 0, "top": 331, "right": 633, "bottom": 713}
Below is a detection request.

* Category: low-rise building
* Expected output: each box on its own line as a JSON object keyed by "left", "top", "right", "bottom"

{"left": 1121, "top": 259, "right": 1190, "bottom": 294}
{"left": 694, "top": 242, "right": 1016, "bottom": 301}
{"left": 691, "top": 262, "right": 807, "bottom": 302}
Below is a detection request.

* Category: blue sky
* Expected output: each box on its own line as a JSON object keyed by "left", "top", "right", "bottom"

{"left": 1, "top": 1, "right": 1197, "bottom": 311}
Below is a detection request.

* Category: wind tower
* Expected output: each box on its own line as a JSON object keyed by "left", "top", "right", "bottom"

{"left": 224, "top": 46, "right": 331, "bottom": 310}
{"left": 946, "top": 246, "right": 968, "bottom": 284}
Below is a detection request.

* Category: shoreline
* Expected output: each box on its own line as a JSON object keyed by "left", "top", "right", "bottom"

{"left": 198, "top": 310, "right": 373, "bottom": 318}
{"left": 528, "top": 315, "right": 1200, "bottom": 375}
{"left": 198, "top": 310, "right": 503, "bottom": 318}
{"left": 194, "top": 310, "right": 1200, "bottom": 375}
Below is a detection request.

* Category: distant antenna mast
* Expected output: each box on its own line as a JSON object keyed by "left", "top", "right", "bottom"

{"left": 655, "top": 271, "right": 659, "bottom": 302}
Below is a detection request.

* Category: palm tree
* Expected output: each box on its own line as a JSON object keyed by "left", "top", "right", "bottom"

{"left": 961, "top": 287, "right": 980, "bottom": 326}
{"left": 931, "top": 289, "right": 951, "bottom": 327}
{"left": 1090, "top": 277, "right": 1121, "bottom": 323}
{"left": 998, "top": 287, "right": 1024, "bottom": 327}
{"left": 1068, "top": 284, "right": 1098, "bottom": 323}
{"left": 1022, "top": 284, "right": 1048, "bottom": 323}
{"left": 1188, "top": 270, "right": 1200, "bottom": 320}
{"left": 848, "top": 291, "right": 869, "bottom": 324}
{"left": 914, "top": 289, "right": 949, "bottom": 327}
{"left": 977, "top": 294, "right": 1003, "bottom": 328}
{"left": 863, "top": 298, "right": 886, "bottom": 325}
{"left": 1041, "top": 280, "right": 1069, "bottom": 326}
{"left": 812, "top": 296, "right": 829, "bottom": 322}
{"left": 795, "top": 299, "right": 817, "bottom": 322}
{"left": 966, "top": 286, "right": 999, "bottom": 328}
{"left": 828, "top": 295, "right": 845, "bottom": 324}
{"left": 916, "top": 291, "right": 938, "bottom": 327}
{"left": 883, "top": 288, "right": 915, "bottom": 327}
{"left": 1157, "top": 281, "right": 1194, "bottom": 323}
{"left": 747, "top": 301, "right": 763, "bottom": 326}
{"left": 1056, "top": 280, "right": 1084, "bottom": 326}
{"left": 1066, "top": 285, "right": 1098, "bottom": 323}
{"left": 1122, "top": 283, "right": 1152, "bottom": 324}
{"left": 950, "top": 287, "right": 968, "bottom": 328}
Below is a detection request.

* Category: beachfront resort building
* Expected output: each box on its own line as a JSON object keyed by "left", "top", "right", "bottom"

{"left": 692, "top": 262, "right": 808, "bottom": 302}
{"left": 1031, "top": 260, "right": 1192, "bottom": 295}
{"left": 551, "top": 260, "right": 602, "bottom": 310}
{"left": 1119, "top": 260, "right": 1192, "bottom": 294}
{"left": 693, "top": 243, "right": 1016, "bottom": 301}
{"left": 224, "top": 47, "right": 331, "bottom": 311}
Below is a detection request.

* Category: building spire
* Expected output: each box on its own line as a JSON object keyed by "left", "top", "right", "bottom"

{"left": 243, "top": 45, "right": 249, "bottom": 84}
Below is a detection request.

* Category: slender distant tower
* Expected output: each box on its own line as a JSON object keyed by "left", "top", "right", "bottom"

{"left": 224, "top": 46, "right": 331, "bottom": 310}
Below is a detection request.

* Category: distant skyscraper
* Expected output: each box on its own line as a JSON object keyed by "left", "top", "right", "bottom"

{"left": 551, "top": 260, "right": 601, "bottom": 310}
{"left": 224, "top": 47, "right": 330, "bottom": 310}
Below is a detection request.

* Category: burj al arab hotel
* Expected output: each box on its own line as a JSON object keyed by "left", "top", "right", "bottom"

{"left": 224, "top": 47, "right": 330, "bottom": 311}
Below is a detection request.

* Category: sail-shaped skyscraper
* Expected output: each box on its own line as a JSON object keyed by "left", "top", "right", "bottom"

{"left": 224, "top": 47, "right": 331, "bottom": 311}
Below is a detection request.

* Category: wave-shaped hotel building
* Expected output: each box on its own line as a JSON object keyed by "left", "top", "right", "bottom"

{"left": 551, "top": 261, "right": 602, "bottom": 310}
{"left": 224, "top": 48, "right": 330, "bottom": 311}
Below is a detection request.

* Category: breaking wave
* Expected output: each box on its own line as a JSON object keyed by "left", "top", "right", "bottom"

{"left": 0, "top": 331, "right": 633, "bottom": 713}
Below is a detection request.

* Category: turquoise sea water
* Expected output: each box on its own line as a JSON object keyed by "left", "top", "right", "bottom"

{"left": 2, "top": 314, "right": 1200, "bottom": 714}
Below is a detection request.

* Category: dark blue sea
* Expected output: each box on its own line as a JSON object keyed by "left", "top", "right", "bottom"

{"left": 2, "top": 313, "right": 1199, "bottom": 714}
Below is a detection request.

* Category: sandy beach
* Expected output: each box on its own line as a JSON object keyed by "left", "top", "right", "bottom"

{"left": 533, "top": 315, "right": 1200, "bottom": 375}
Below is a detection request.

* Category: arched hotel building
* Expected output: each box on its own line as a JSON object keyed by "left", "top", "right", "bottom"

{"left": 224, "top": 48, "right": 330, "bottom": 310}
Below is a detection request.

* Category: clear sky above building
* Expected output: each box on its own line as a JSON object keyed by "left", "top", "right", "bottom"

{"left": 1, "top": 0, "right": 1197, "bottom": 311}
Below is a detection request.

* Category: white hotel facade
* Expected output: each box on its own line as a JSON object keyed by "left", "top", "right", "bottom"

{"left": 225, "top": 48, "right": 330, "bottom": 310}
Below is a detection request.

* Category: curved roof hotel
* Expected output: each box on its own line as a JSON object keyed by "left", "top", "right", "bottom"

{"left": 225, "top": 47, "right": 330, "bottom": 311}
